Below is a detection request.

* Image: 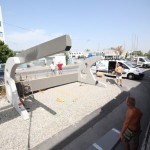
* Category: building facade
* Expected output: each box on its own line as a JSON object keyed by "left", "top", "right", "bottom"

{"left": 0, "top": 6, "right": 5, "bottom": 43}
{"left": 69, "top": 51, "right": 85, "bottom": 58}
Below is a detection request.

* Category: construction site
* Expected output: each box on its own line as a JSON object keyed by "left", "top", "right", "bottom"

{"left": 0, "top": 35, "right": 150, "bottom": 150}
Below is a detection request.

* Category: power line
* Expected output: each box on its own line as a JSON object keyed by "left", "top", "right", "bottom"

{"left": 2, "top": 21, "right": 65, "bottom": 41}
{"left": 3, "top": 21, "right": 33, "bottom": 32}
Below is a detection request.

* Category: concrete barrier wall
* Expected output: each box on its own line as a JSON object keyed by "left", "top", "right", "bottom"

{"left": 18, "top": 73, "right": 78, "bottom": 93}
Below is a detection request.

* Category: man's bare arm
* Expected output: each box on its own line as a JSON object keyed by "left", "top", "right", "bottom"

{"left": 120, "top": 110, "right": 133, "bottom": 139}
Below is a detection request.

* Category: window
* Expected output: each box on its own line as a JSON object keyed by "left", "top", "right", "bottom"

{"left": 139, "top": 58, "right": 145, "bottom": 62}
{"left": 119, "top": 62, "right": 129, "bottom": 69}
{"left": 144, "top": 58, "right": 150, "bottom": 62}
{"left": 124, "top": 61, "right": 136, "bottom": 68}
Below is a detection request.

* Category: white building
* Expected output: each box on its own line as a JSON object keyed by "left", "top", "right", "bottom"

{"left": 0, "top": 6, "right": 5, "bottom": 43}
{"left": 69, "top": 51, "right": 85, "bottom": 58}
{"left": 102, "top": 49, "right": 119, "bottom": 59}
{"left": 46, "top": 53, "right": 66, "bottom": 66}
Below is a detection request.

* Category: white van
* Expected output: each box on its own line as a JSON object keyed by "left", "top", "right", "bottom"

{"left": 136, "top": 57, "right": 150, "bottom": 68}
{"left": 91, "top": 60, "right": 144, "bottom": 80}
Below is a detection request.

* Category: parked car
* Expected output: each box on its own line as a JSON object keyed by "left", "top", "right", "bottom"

{"left": 0, "top": 69, "right": 4, "bottom": 83}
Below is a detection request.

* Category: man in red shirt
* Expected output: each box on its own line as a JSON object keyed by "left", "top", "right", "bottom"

{"left": 57, "top": 62, "right": 63, "bottom": 74}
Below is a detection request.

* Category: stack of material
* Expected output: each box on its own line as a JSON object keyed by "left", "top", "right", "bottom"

{"left": 96, "top": 72, "right": 104, "bottom": 77}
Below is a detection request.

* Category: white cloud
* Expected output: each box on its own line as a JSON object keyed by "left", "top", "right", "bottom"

{"left": 5, "top": 29, "right": 64, "bottom": 51}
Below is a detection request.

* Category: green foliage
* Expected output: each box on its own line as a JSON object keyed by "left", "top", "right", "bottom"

{"left": 131, "top": 51, "right": 143, "bottom": 56}
{"left": 0, "top": 40, "right": 15, "bottom": 63}
{"left": 64, "top": 52, "right": 69, "bottom": 64}
{"left": 85, "top": 49, "right": 91, "bottom": 52}
{"left": 111, "top": 46, "right": 123, "bottom": 55}
{"left": 144, "top": 50, "right": 150, "bottom": 58}
{"left": 80, "top": 55, "right": 85, "bottom": 58}
{"left": 78, "top": 55, "right": 85, "bottom": 59}
{"left": 125, "top": 52, "right": 129, "bottom": 58}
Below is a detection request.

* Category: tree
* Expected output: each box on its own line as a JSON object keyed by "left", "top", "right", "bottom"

{"left": 85, "top": 49, "right": 91, "bottom": 52}
{"left": 111, "top": 45, "right": 124, "bottom": 55}
{"left": 144, "top": 50, "right": 150, "bottom": 58}
{"left": 0, "top": 40, "right": 15, "bottom": 63}
{"left": 131, "top": 51, "right": 143, "bottom": 56}
{"left": 125, "top": 52, "right": 129, "bottom": 58}
{"left": 64, "top": 52, "right": 69, "bottom": 64}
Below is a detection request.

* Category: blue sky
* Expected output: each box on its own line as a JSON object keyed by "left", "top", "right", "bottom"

{"left": 0, "top": 0, "right": 150, "bottom": 52}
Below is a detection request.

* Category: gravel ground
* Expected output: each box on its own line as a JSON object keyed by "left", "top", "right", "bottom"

{"left": 0, "top": 79, "right": 121, "bottom": 150}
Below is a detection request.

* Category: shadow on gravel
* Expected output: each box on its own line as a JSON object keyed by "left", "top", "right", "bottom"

{"left": 32, "top": 90, "right": 130, "bottom": 150}
{"left": 32, "top": 69, "right": 150, "bottom": 150}
{"left": 24, "top": 95, "right": 57, "bottom": 115}
{"left": 0, "top": 104, "right": 20, "bottom": 124}
{"left": 0, "top": 95, "right": 56, "bottom": 124}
